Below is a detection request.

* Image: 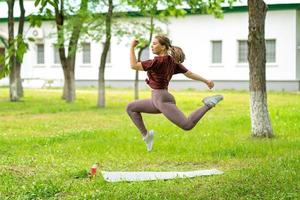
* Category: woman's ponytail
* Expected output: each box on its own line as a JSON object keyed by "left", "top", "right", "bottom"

{"left": 169, "top": 46, "right": 185, "bottom": 64}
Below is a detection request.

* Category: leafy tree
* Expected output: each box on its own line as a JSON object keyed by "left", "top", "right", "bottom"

{"left": 34, "top": 0, "right": 88, "bottom": 102}
{"left": 87, "top": 0, "right": 145, "bottom": 107}
{"left": 2, "top": 0, "right": 27, "bottom": 101}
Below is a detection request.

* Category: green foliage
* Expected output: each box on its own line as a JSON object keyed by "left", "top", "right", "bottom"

{"left": 34, "top": 0, "right": 58, "bottom": 10}
{"left": 0, "top": 54, "right": 6, "bottom": 76}
{"left": 126, "top": 0, "right": 238, "bottom": 18}
{"left": 0, "top": 36, "right": 29, "bottom": 79}
{"left": 28, "top": 14, "right": 43, "bottom": 27}
{"left": 184, "top": 0, "right": 237, "bottom": 18}
{"left": 122, "top": 0, "right": 237, "bottom": 53}
{"left": 32, "top": 0, "right": 90, "bottom": 57}
{"left": 0, "top": 88, "right": 299, "bottom": 199}
{"left": 121, "top": 0, "right": 165, "bottom": 51}
{"left": 159, "top": 6, "right": 187, "bottom": 17}
{"left": 15, "top": 35, "right": 28, "bottom": 63}
{"left": 0, "top": 59, "right": 10, "bottom": 78}
{"left": 126, "top": 0, "right": 159, "bottom": 15}
{"left": 0, "top": 37, "right": 8, "bottom": 48}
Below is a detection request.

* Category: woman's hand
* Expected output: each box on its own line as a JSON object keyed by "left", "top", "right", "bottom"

{"left": 206, "top": 80, "right": 214, "bottom": 89}
{"left": 131, "top": 39, "right": 139, "bottom": 48}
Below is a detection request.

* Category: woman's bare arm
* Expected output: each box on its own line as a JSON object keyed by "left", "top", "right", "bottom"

{"left": 130, "top": 40, "right": 144, "bottom": 71}
{"left": 184, "top": 70, "right": 214, "bottom": 89}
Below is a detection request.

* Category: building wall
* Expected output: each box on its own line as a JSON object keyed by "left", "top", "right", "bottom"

{"left": 168, "top": 10, "right": 296, "bottom": 81}
{"left": 0, "top": 8, "right": 299, "bottom": 90}
{"left": 20, "top": 21, "right": 103, "bottom": 80}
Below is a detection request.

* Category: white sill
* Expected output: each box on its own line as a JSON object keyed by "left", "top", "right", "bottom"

{"left": 51, "top": 64, "right": 61, "bottom": 68}
{"left": 236, "top": 63, "right": 278, "bottom": 67}
{"left": 79, "top": 63, "right": 112, "bottom": 68}
{"left": 33, "top": 64, "right": 46, "bottom": 68}
{"left": 236, "top": 63, "right": 248, "bottom": 67}
{"left": 266, "top": 63, "right": 278, "bottom": 67}
{"left": 80, "top": 64, "right": 93, "bottom": 68}
{"left": 209, "top": 64, "right": 224, "bottom": 68}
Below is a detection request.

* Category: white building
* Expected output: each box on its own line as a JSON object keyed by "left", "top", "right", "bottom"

{"left": 0, "top": 0, "right": 300, "bottom": 91}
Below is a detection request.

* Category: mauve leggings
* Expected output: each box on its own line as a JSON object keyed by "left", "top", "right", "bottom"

{"left": 126, "top": 89, "right": 211, "bottom": 136}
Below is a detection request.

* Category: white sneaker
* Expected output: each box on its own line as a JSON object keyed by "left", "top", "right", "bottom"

{"left": 143, "top": 130, "right": 154, "bottom": 152}
{"left": 202, "top": 95, "right": 223, "bottom": 107}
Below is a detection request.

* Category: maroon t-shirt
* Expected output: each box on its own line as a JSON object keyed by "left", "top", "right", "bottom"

{"left": 141, "top": 55, "right": 188, "bottom": 89}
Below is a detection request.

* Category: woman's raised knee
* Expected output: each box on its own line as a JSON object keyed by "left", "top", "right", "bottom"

{"left": 181, "top": 122, "right": 194, "bottom": 131}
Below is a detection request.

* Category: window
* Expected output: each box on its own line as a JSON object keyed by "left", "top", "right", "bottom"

{"left": 238, "top": 40, "right": 248, "bottom": 63}
{"left": 140, "top": 46, "right": 150, "bottom": 61}
{"left": 82, "top": 43, "right": 91, "bottom": 64}
{"left": 237, "top": 39, "right": 276, "bottom": 64}
{"left": 37, "top": 44, "right": 44, "bottom": 64}
{"left": 211, "top": 41, "right": 222, "bottom": 64}
{"left": 53, "top": 45, "right": 60, "bottom": 64}
{"left": 266, "top": 39, "right": 276, "bottom": 63}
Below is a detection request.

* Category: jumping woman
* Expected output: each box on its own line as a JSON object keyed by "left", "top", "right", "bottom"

{"left": 127, "top": 35, "right": 223, "bottom": 151}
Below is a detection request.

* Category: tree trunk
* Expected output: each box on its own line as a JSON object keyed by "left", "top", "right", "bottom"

{"left": 16, "top": 0, "right": 25, "bottom": 97}
{"left": 55, "top": 0, "right": 87, "bottom": 102}
{"left": 62, "top": 61, "right": 76, "bottom": 102}
{"left": 61, "top": 28, "right": 80, "bottom": 102}
{"left": 134, "top": 17, "right": 154, "bottom": 100}
{"left": 97, "top": 0, "right": 113, "bottom": 107}
{"left": 7, "top": 0, "right": 18, "bottom": 101}
{"left": 54, "top": 2, "right": 69, "bottom": 101}
{"left": 134, "top": 49, "right": 143, "bottom": 100}
{"left": 135, "top": 45, "right": 148, "bottom": 100}
{"left": 9, "top": 66, "right": 18, "bottom": 101}
{"left": 15, "top": 63, "right": 22, "bottom": 97}
{"left": 248, "top": 0, "right": 273, "bottom": 137}
{"left": 134, "top": 70, "right": 139, "bottom": 100}
{"left": 62, "top": 64, "right": 75, "bottom": 102}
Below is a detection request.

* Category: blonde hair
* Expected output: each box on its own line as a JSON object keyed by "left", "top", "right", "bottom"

{"left": 154, "top": 35, "right": 185, "bottom": 63}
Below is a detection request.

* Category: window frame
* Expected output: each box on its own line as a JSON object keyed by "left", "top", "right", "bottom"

{"left": 210, "top": 40, "right": 223, "bottom": 67}
{"left": 82, "top": 42, "right": 91, "bottom": 64}
{"left": 36, "top": 43, "right": 45, "bottom": 65}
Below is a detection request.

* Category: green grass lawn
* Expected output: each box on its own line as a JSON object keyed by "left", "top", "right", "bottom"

{"left": 0, "top": 88, "right": 299, "bottom": 199}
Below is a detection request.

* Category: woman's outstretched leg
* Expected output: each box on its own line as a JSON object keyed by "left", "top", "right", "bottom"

{"left": 158, "top": 103, "right": 211, "bottom": 130}
{"left": 155, "top": 93, "right": 223, "bottom": 130}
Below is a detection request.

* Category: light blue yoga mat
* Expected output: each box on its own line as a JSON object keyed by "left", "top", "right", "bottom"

{"left": 102, "top": 169, "right": 223, "bottom": 182}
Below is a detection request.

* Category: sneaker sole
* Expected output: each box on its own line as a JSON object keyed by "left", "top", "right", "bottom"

{"left": 202, "top": 95, "right": 223, "bottom": 107}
